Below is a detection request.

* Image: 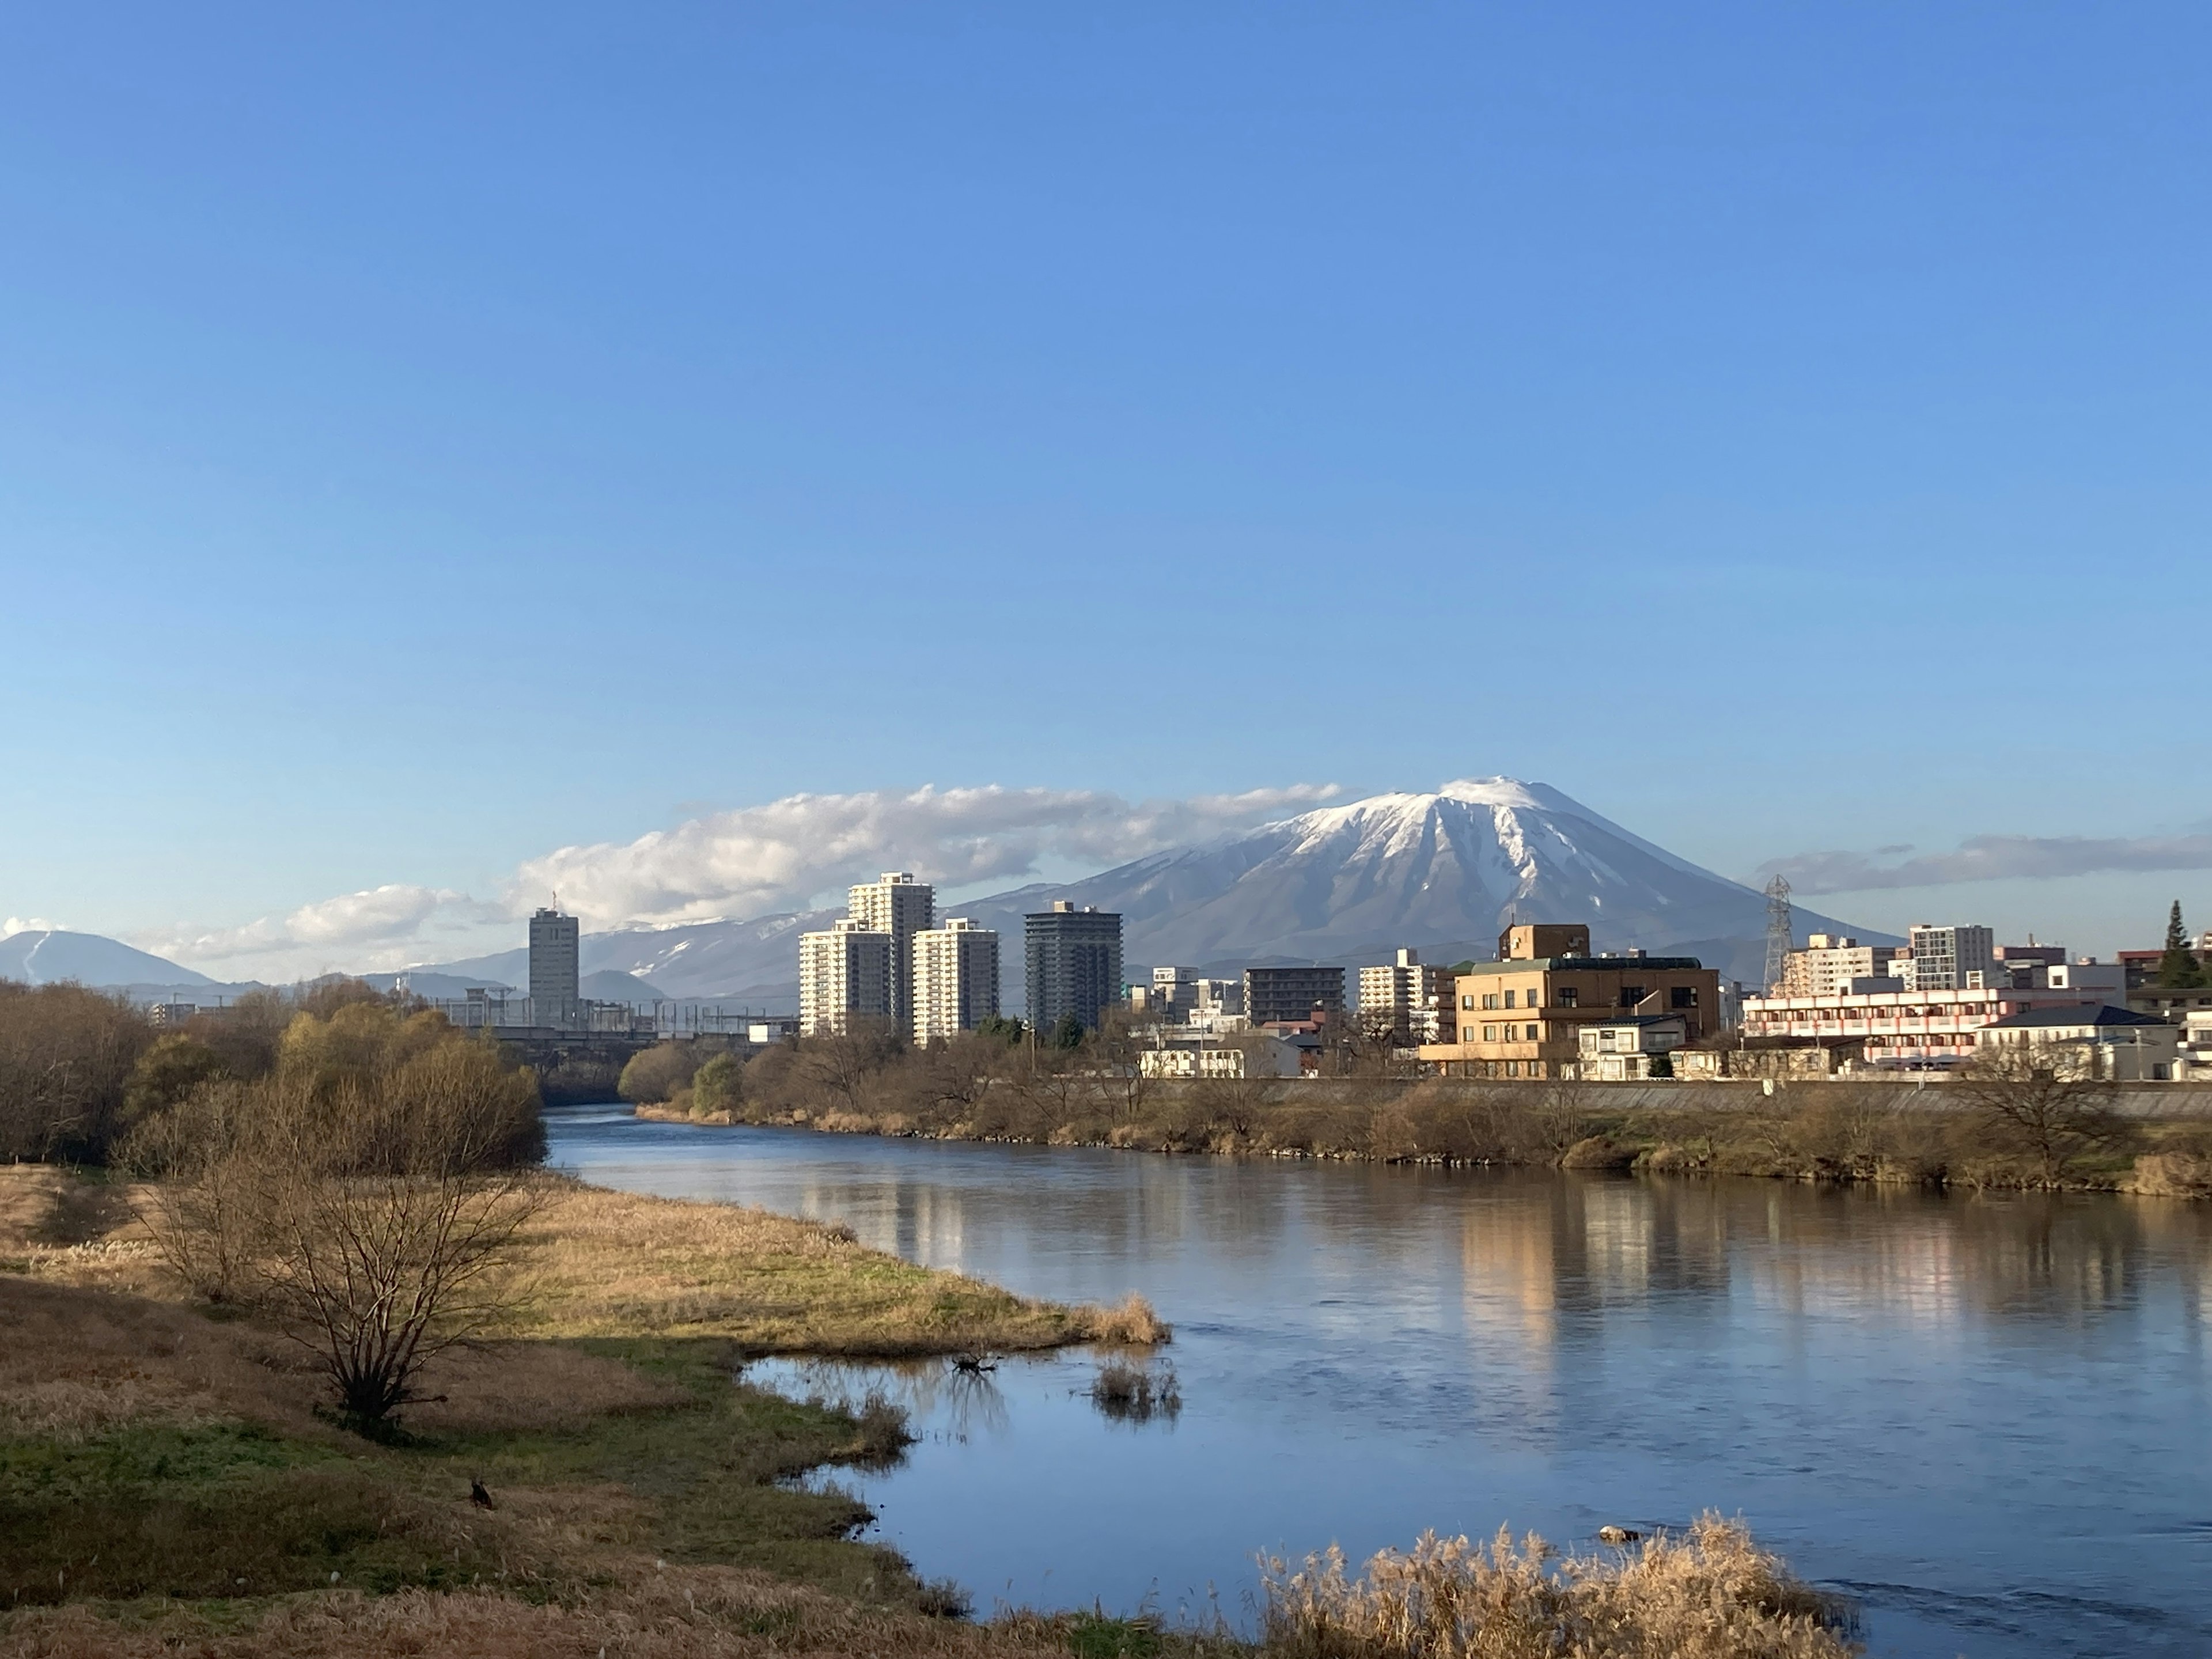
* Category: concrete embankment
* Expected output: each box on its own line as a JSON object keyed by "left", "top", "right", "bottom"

{"left": 1185, "top": 1076, "right": 2212, "bottom": 1119}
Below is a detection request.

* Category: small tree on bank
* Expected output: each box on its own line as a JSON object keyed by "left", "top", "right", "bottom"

{"left": 1953, "top": 1044, "right": 2128, "bottom": 1187}
{"left": 131, "top": 1002, "right": 547, "bottom": 1433}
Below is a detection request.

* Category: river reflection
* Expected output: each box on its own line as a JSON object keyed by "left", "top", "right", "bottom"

{"left": 546, "top": 1104, "right": 2212, "bottom": 1659}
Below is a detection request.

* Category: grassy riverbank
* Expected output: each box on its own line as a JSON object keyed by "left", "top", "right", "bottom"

{"left": 2, "top": 1164, "right": 1858, "bottom": 1658}
{"left": 640, "top": 1077, "right": 2212, "bottom": 1198}
{"left": 0, "top": 1164, "right": 1176, "bottom": 1657}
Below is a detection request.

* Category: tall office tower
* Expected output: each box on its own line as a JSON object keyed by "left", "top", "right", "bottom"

{"left": 1906, "top": 923, "right": 1997, "bottom": 991}
{"left": 797, "top": 919, "right": 893, "bottom": 1035}
{"left": 911, "top": 918, "right": 1001, "bottom": 1043}
{"left": 528, "top": 907, "right": 581, "bottom": 1025}
{"left": 1024, "top": 901, "right": 1124, "bottom": 1033}
{"left": 847, "top": 872, "right": 935, "bottom": 1032}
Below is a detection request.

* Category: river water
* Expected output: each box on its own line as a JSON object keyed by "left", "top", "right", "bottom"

{"left": 544, "top": 1103, "right": 2212, "bottom": 1659}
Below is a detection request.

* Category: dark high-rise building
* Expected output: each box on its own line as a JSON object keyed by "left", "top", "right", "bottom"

{"left": 529, "top": 907, "right": 581, "bottom": 1022}
{"left": 1024, "top": 901, "right": 1123, "bottom": 1033}
{"left": 1244, "top": 964, "right": 1346, "bottom": 1027}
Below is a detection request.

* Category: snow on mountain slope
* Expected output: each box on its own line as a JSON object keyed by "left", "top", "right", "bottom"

{"left": 937, "top": 778, "right": 1881, "bottom": 991}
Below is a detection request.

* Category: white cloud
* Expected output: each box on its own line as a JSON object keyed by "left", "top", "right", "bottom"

{"left": 1758, "top": 828, "right": 2212, "bottom": 894}
{"left": 143, "top": 782, "right": 1341, "bottom": 978}
{"left": 142, "top": 885, "right": 505, "bottom": 979}
{"left": 512, "top": 783, "right": 1340, "bottom": 927}
{"left": 3, "top": 917, "right": 64, "bottom": 937}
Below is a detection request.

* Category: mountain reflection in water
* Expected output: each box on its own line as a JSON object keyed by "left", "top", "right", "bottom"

{"left": 547, "top": 1104, "right": 2212, "bottom": 1659}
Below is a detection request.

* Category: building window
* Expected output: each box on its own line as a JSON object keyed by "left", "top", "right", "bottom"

{"left": 1504, "top": 990, "right": 1517, "bottom": 1008}
{"left": 1524, "top": 988, "right": 1541, "bottom": 1009}
{"left": 1461, "top": 994, "right": 1474, "bottom": 1009}
{"left": 1483, "top": 994, "right": 1501, "bottom": 1010}
{"left": 1526, "top": 1023, "right": 1540, "bottom": 1040}
{"left": 1506, "top": 1060, "right": 1521, "bottom": 1077}
{"left": 1461, "top": 1025, "right": 1476, "bottom": 1043}
{"left": 1483, "top": 1024, "right": 1498, "bottom": 1041}
{"left": 1671, "top": 986, "right": 1697, "bottom": 1009}
{"left": 1618, "top": 986, "right": 1646, "bottom": 1009}
{"left": 1555, "top": 987, "right": 1578, "bottom": 1008}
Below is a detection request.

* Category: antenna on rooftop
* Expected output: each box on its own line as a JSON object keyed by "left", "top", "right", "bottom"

{"left": 1762, "top": 875, "right": 1793, "bottom": 992}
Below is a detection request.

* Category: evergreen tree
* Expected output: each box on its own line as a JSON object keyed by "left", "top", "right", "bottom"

{"left": 2156, "top": 900, "right": 2206, "bottom": 988}
{"left": 1049, "top": 1012, "right": 1086, "bottom": 1050}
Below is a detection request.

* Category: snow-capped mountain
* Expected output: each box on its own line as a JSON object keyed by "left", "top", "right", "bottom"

{"left": 404, "top": 778, "right": 1879, "bottom": 1006}
{"left": 943, "top": 778, "right": 1881, "bottom": 994}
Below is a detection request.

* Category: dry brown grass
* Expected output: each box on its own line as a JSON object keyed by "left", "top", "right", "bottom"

{"left": 7, "top": 1165, "right": 1158, "bottom": 1361}
{"left": 0, "top": 1274, "right": 682, "bottom": 1444}
{"left": 495, "top": 1178, "right": 1165, "bottom": 1355}
{"left": 1263, "top": 1514, "right": 1855, "bottom": 1659}
{"left": 0, "top": 1563, "right": 1137, "bottom": 1659}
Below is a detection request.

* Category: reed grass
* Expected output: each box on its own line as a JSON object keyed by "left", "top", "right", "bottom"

{"left": 1261, "top": 1514, "right": 1855, "bottom": 1659}
{"left": 1089, "top": 1358, "right": 1182, "bottom": 1422}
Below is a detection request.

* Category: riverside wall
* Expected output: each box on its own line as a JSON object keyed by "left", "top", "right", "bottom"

{"left": 1148, "top": 1076, "right": 2212, "bottom": 1120}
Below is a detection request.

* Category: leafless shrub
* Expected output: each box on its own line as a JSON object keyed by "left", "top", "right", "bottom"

{"left": 1089, "top": 1357, "right": 1181, "bottom": 1422}
{"left": 128, "top": 1002, "right": 549, "bottom": 1431}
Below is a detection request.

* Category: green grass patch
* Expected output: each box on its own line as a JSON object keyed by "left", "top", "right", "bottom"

{"left": 1, "top": 1338, "right": 929, "bottom": 1616}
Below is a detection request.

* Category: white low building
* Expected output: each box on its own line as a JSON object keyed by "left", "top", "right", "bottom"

{"left": 1740, "top": 984, "right": 2115, "bottom": 1070}
{"left": 1575, "top": 1014, "right": 1688, "bottom": 1081}
{"left": 2177, "top": 1012, "right": 2212, "bottom": 1081}
{"left": 1138, "top": 1036, "right": 1303, "bottom": 1080}
{"left": 1974, "top": 1005, "right": 2183, "bottom": 1082}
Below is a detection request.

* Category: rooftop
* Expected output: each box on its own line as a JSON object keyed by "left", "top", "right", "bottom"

{"left": 1984, "top": 1003, "right": 2166, "bottom": 1029}
{"left": 1462, "top": 956, "right": 1707, "bottom": 974}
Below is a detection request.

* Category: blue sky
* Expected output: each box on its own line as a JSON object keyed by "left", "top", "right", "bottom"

{"left": 2, "top": 3, "right": 2207, "bottom": 975}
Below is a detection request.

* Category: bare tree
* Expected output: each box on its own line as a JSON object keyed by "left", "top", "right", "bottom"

{"left": 134, "top": 1003, "right": 550, "bottom": 1432}
{"left": 256, "top": 1097, "right": 544, "bottom": 1430}
{"left": 795, "top": 1018, "right": 905, "bottom": 1116}
{"left": 1953, "top": 1043, "right": 2129, "bottom": 1187}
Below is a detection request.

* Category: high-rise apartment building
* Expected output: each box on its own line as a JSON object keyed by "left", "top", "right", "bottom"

{"left": 847, "top": 873, "right": 935, "bottom": 1031}
{"left": 1779, "top": 934, "right": 1900, "bottom": 999}
{"left": 528, "top": 907, "right": 580, "bottom": 1022}
{"left": 1904, "top": 924, "right": 1996, "bottom": 991}
{"left": 1358, "top": 948, "right": 1453, "bottom": 1040}
{"left": 912, "top": 918, "right": 1000, "bottom": 1042}
{"left": 1245, "top": 965, "right": 1347, "bottom": 1027}
{"left": 1024, "top": 901, "right": 1123, "bottom": 1032}
{"left": 797, "top": 919, "right": 893, "bottom": 1036}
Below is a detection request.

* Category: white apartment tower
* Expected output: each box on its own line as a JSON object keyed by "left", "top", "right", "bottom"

{"left": 912, "top": 917, "right": 1001, "bottom": 1042}
{"left": 1779, "top": 935, "right": 1900, "bottom": 998}
{"left": 1359, "top": 948, "right": 1453, "bottom": 1041}
{"left": 848, "top": 872, "right": 935, "bottom": 1031}
{"left": 797, "top": 919, "right": 893, "bottom": 1036}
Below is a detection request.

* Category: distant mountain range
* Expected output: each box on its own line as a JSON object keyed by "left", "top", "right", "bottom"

{"left": 4, "top": 779, "right": 1887, "bottom": 1013}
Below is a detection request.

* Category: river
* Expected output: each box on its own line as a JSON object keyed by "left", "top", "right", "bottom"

{"left": 544, "top": 1102, "right": 2212, "bottom": 1659}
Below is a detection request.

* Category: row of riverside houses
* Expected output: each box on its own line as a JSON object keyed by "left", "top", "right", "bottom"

{"left": 1131, "top": 909, "right": 2212, "bottom": 1084}
{"left": 797, "top": 874, "right": 1125, "bottom": 1041}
